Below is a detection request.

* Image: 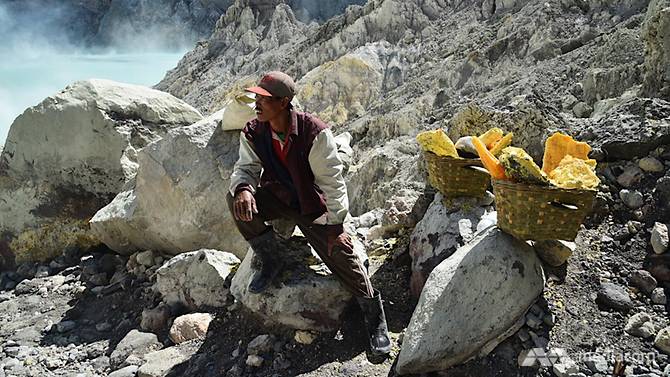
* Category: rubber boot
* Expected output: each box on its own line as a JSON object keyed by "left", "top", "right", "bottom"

{"left": 248, "top": 231, "right": 282, "bottom": 294}
{"left": 356, "top": 290, "right": 392, "bottom": 357}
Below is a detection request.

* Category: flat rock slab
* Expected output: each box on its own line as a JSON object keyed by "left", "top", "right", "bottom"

{"left": 397, "top": 227, "right": 544, "bottom": 375}
{"left": 230, "top": 237, "right": 357, "bottom": 332}
{"left": 137, "top": 342, "right": 199, "bottom": 377}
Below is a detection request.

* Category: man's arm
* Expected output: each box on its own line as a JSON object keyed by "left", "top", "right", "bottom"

{"left": 308, "top": 128, "right": 349, "bottom": 225}
{"left": 229, "top": 131, "right": 262, "bottom": 196}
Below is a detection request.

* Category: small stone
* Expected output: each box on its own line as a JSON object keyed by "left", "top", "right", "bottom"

{"left": 640, "top": 157, "right": 665, "bottom": 172}
{"left": 108, "top": 365, "right": 139, "bottom": 377}
{"left": 525, "top": 313, "right": 543, "bottom": 330}
{"left": 88, "top": 273, "right": 109, "bottom": 286}
{"left": 141, "top": 303, "right": 171, "bottom": 334}
{"left": 247, "top": 334, "right": 274, "bottom": 355}
{"left": 135, "top": 250, "right": 156, "bottom": 267}
{"left": 630, "top": 270, "right": 658, "bottom": 295}
{"left": 533, "top": 240, "right": 575, "bottom": 267}
{"left": 246, "top": 355, "right": 264, "bottom": 367}
{"left": 651, "top": 288, "right": 667, "bottom": 305}
{"left": 619, "top": 189, "right": 644, "bottom": 209}
{"left": 56, "top": 321, "right": 77, "bottom": 333}
{"left": 553, "top": 358, "right": 579, "bottom": 377}
{"left": 651, "top": 222, "right": 669, "bottom": 255}
{"left": 562, "top": 94, "right": 579, "bottom": 110}
{"left": 294, "top": 331, "right": 317, "bottom": 345}
{"left": 655, "top": 326, "right": 670, "bottom": 354}
{"left": 517, "top": 328, "right": 530, "bottom": 342}
{"left": 617, "top": 166, "right": 644, "bottom": 188}
{"left": 596, "top": 283, "right": 634, "bottom": 312}
{"left": 96, "top": 322, "right": 112, "bottom": 332}
{"left": 168, "top": 313, "right": 213, "bottom": 344}
{"left": 584, "top": 354, "right": 608, "bottom": 374}
{"left": 543, "top": 313, "right": 556, "bottom": 327}
{"left": 34, "top": 265, "right": 50, "bottom": 278}
{"left": 625, "top": 313, "right": 657, "bottom": 339}
{"left": 458, "top": 219, "right": 474, "bottom": 241}
{"left": 573, "top": 101, "right": 593, "bottom": 118}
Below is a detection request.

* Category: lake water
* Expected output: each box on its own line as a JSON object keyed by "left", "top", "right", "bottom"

{"left": 0, "top": 51, "right": 185, "bottom": 146}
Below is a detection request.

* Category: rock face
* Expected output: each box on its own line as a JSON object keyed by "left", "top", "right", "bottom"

{"left": 155, "top": 249, "right": 240, "bottom": 310}
{"left": 90, "top": 110, "right": 248, "bottom": 258}
{"left": 642, "top": 0, "right": 670, "bottom": 100}
{"left": 0, "top": 79, "right": 202, "bottom": 268}
{"left": 408, "top": 193, "right": 493, "bottom": 296}
{"left": 396, "top": 227, "right": 544, "bottom": 375}
{"left": 230, "top": 237, "right": 359, "bottom": 331}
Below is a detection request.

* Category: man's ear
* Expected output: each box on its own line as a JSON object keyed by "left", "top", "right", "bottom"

{"left": 281, "top": 97, "right": 291, "bottom": 109}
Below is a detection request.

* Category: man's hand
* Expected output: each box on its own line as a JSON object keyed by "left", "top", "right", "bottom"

{"left": 325, "top": 224, "right": 353, "bottom": 256}
{"left": 233, "top": 190, "right": 257, "bottom": 222}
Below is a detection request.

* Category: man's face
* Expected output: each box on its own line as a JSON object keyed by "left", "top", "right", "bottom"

{"left": 254, "top": 95, "right": 288, "bottom": 122}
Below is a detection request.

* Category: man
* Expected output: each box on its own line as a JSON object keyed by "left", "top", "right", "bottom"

{"left": 227, "top": 71, "right": 391, "bottom": 357}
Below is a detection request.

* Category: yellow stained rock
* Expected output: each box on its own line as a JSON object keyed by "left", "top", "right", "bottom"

{"left": 478, "top": 127, "right": 504, "bottom": 149}
{"left": 416, "top": 129, "right": 459, "bottom": 158}
{"left": 499, "top": 147, "right": 549, "bottom": 185}
{"left": 549, "top": 155, "right": 600, "bottom": 190}
{"left": 542, "top": 132, "right": 591, "bottom": 174}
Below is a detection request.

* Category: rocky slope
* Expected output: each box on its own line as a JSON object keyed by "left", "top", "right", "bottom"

{"left": 1, "top": 0, "right": 366, "bottom": 50}
{"left": 0, "top": 0, "right": 669, "bottom": 376}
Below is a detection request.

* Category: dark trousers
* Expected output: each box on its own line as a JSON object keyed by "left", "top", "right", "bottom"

{"left": 226, "top": 188, "right": 374, "bottom": 298}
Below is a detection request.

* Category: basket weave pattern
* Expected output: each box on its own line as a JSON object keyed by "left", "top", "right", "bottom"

{"left": 423, "top": 151, "right": 490, "bottom": 198}
{"left": 492, "top": 179, "right": 596, "bottom": 241}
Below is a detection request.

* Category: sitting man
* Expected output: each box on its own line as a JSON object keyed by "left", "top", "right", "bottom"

{"left": 227, "top": 71, "right": 391, "bottom": 357}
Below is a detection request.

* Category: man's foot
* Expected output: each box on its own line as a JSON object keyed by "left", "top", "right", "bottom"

{"left": 248, "top": 232, "right": 282, "bottom": 294}
{"left": 357, "top": 290, "right": 392, "bottom": 357}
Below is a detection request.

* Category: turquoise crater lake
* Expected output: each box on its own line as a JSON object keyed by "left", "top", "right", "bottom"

{"left": 0, "top": 50, "right": 185, "bottom": 146}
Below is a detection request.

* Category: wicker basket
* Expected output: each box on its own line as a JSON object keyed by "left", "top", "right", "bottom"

{"left": 492, "top": 179, "right": 596, "bottom": 241}
{"left": 423, "top": 151, "right": 490, "bottom": 198}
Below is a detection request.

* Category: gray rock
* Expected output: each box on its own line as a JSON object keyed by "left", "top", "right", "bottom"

{"left": 108, "top": 365, "right": 139, "bottom": 377}
{"left": 56, "top": 321, "right": 77, "bottom": 333}
{"left": 110, "top": 330, "right": 163, "bottom": 369}
{"left": 96, "top": 322, "right": 112, "bottom": 332}
{"left": 137, "top": 344, "right": 198, "bottom": 377}
{"left": 655, "top": 326, "right": 670, "bottom": 354}
{"left": 584, "top": 354, "right": 608, "bottom": 374}
{"left": 408, "top": 193, "right": 489, "bottom": 296}
{"left": 34, "top": 265, "right": 50, "bottom": 278}
{"left": 140, "top": 304, "right": 171, "bottom": 334}
{"left": 573, "top": 102, "right": 593, "bottom": 118}
{"left": 618, "top": 166, "right": 645, "bottom": 188}
{"left": 553, "top": 358, "right": 579, "bottom": 377}
{"left": 642, "top": 0, "right": 670, "bottom": 99}
{"left": 619, "top": 189, "right": 644, "bottom": 209}
{"left": 246, "top": 354, "right": 264, "bottom": 367}
{"left": 135, "top": 251, "right": 157, "bottom": 267}
{"left": 533, "top": 240, "right": 575, "bottom": 267}
{"left": 230, "top": 237, "right": 356, "bottom": 331}
{"left": 651, "top": 222, "right": 669, "bottom": 254}
{"left": 155, "top": 249, "right": 240, "bottom": 310}
{"left": 630, "top": 269, "right": 658, "bottom": 295}
{"left": 625, "top": 313, "right": 657, "bottom": 338}
{"left": 640, "top": 157, "right": 665, "bottom": 172}
{"left": 247, "top": 334, "right": 274, "bottom": 355}
{"left": 396, "top": 228, "right": 544, "bottom": 374}
{"left": 596, "top": 283, "right": 634, "bottom": 312}
{"left": 652, "top": 288, "right": 667, "bottom": 305}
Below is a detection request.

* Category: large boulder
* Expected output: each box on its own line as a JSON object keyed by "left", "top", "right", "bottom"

{"left": 396, "top": 227, "right": 544, "bottom": 375}
{"left": 155, "top": 249, "right": 240, "bottom": 310}
{"left": 408, "top": 193, "right": 494, "bottom": 296}
{"left": 230, "top": 236, "right": 366, "bottom": 331}
{"left": 642, "top": 0, "right": 670, "bottom": 100}
{"left": 90, "top": 110, "right": 249, "bottom": 258}
{"left": 0, "top": 79, "right": 202, "bottom": 268}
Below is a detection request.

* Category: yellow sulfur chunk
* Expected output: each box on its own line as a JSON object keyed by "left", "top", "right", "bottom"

{"left": 489, "top": 132, "right": 513, "bottom": 156}
{"left": 499, "top": 147, "right": 549, "bottom": 185}
{"left": 478, "top": 127, "right": 504, "bottom": 149}
{"left": 549, "top": 155, "right": 600, "bottom": 190}
{"left": 416, "top": 129, "right": 460, "bottom": 158}
{"left": 542, "top": 132, "right": 591, "bottom": 174}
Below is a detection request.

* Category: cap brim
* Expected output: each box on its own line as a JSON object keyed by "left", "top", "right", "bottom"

{"left": 245, "top": 86, "right": 273, "bottom": 97}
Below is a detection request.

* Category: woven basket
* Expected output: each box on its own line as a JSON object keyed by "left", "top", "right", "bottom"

{"left": 492, "top": 179, "right": 596, "bottom": 241}
{"left": 423, "top": 151, "right": 490, "bottom": 198}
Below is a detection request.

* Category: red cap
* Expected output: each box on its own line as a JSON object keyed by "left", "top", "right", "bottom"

{"left": 246, "top": 71, "right": 296, "bottom": 99}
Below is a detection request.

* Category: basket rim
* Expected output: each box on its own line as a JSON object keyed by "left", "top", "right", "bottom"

{"left": 491, "top": 178, "right": 598, "bottom": 194}
{"left": 422, "top": 151, "right": 481, "bottom": 163}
